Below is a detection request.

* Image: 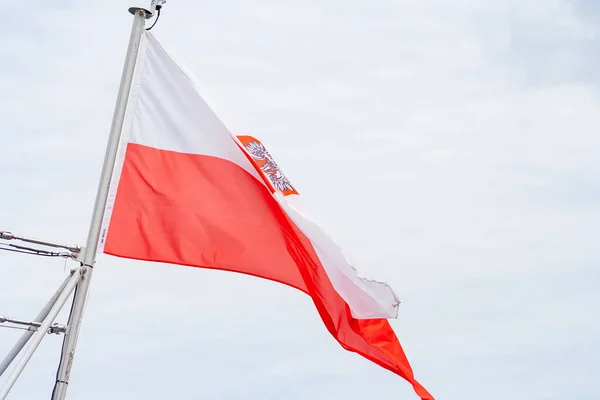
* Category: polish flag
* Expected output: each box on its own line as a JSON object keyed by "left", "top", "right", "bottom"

{"left": 98, "top": 31, "right": 433, "bottom": 400}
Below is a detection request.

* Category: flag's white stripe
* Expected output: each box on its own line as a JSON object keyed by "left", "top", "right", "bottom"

{"left": 277, "top": 193, "right": 400, "bottom": 319}
{"left": 129, "top": 33, "right": 260, "bottom": 180}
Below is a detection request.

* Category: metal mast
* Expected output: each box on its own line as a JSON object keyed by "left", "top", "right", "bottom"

{"left": 0, "top": 3, "right": 166, "bottom": 398}
{"left": 50, "top": 5, "right": 154, "bottom": 400}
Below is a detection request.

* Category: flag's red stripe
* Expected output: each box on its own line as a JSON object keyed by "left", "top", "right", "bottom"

{"left": 104, "top": 143, "right": 433, "bottom": 400}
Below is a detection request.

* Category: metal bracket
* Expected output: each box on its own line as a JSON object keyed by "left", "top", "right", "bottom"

{"left": 71, "top": 246, "right": 86, "bottom": 263}
{"left": 0, "top": 315, "right": 67, "bottom": 335}
{"left": 0, "top": 231, "right": 14, "bottom": 240}
{"left": 48, "top": 324, "right": 67, "bottom": 335}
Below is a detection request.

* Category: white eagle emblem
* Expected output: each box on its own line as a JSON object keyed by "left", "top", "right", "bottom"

{"left": 244, "top": 140, "right": 296, "bottom": 193}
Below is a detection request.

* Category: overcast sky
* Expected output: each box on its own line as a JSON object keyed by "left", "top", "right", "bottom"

{"left": 1, "top": 0, "right": 599, "bottom": 399}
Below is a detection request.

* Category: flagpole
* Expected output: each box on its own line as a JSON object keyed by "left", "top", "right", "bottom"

{"left": 51, "top": 7, "right": 151, "bottom": 400}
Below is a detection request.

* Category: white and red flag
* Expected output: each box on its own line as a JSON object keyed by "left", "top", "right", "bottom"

{"left": 98, "top": 31, "right": 433, "bottom": 400}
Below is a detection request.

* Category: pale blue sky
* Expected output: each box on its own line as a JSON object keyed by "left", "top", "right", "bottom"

{"left": 0, "top": 1, "right": 598, "bottom": 399}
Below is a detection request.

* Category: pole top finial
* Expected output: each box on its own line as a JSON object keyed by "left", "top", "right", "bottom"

{"left": 129, "top": 1, "right": 165, "bottom": 19}
{"left": 128, "top": 7, "right": 153, "bottom": 18}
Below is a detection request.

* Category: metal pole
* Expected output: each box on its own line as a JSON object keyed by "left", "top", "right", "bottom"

{"left": 50, "top": 7, "right": 150, "bottom": 400}
{"left": 0, "top": 268, "right": 83, "bottom": 399}
{"left": 0, "top": 271, "right": 74, "bottom": 377}
{"left": 0, "top": 231, "right": 80, "bottom": 253}
{"left": 0, "top": 317, "right": 42, "bottom": 329}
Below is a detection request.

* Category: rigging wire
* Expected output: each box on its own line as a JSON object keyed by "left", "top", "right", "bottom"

{"left": 0, "top": 324, "right": 31, "bottom": 332}
{"left": 145, "top": 6, "right": 161, "bottom": 31}
{"left": 0, "top": 243, "right": 72, "bottom": 258}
